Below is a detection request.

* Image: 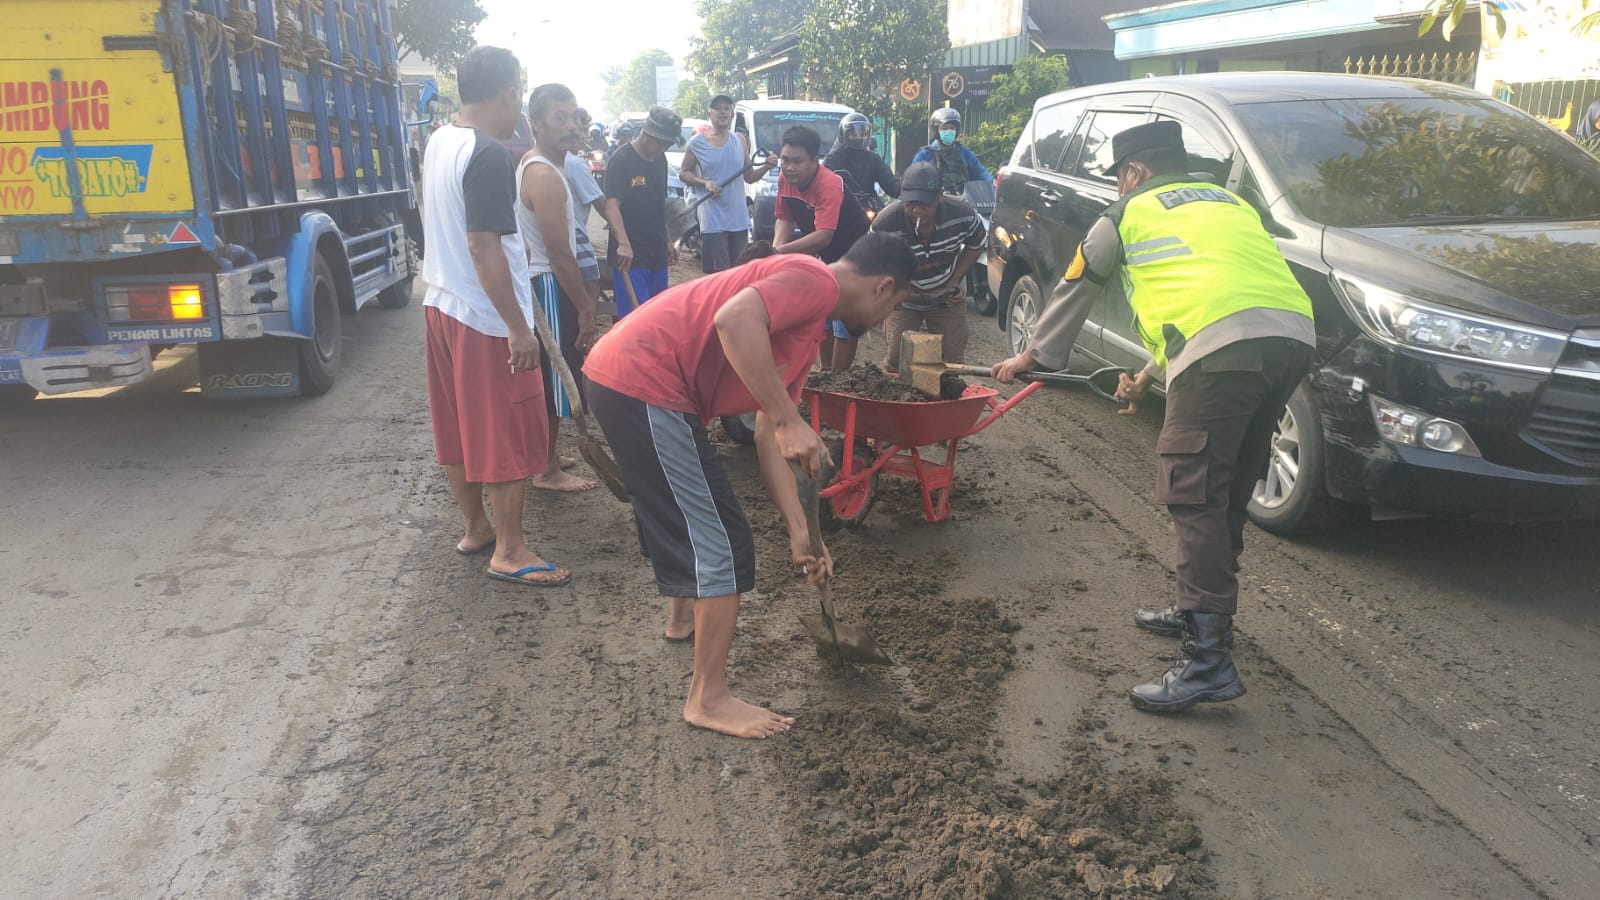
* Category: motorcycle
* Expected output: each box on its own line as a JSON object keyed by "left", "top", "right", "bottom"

{"left": 954, "top": 178, "right": 998, "bottom": 316}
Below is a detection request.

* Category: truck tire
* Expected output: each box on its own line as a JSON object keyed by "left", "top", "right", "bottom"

{"left": 378, "top": 276, "right": 413, "bottom": 309}
{"left": 299, "top": 254, "right": 342, "bottom": 395}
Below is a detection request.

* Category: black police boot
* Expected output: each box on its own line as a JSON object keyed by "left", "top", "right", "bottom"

{"left": 1133, "top": 604, "right": 1184, "bottom": 637}
{"left": 1129, "top": 611, "right": 1246, "bottom": 712}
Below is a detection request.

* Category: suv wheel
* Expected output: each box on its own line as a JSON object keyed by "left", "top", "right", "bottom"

{"left": 1006, "top": 274, "right": 1044, "bottom": 356}
{"left": 1248, "top": 382, "right": 1361, "bottom": 534}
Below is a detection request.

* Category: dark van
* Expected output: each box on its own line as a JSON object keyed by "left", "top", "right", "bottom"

{"left": 987, "top": 73, "right": 1600, "bottom": 533}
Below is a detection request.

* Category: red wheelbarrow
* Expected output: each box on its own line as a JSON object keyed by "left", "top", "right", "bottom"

{"left": 803, "top": 381, "right": 1047, "bottom": 525}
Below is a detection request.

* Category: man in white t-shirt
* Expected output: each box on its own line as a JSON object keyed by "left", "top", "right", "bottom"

{"left": 421, "top": 46, "right": 570, "bottom": 588}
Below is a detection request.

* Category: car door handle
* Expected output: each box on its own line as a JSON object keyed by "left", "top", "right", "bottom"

{"left": 1038, "top": 189, "right": 1062, "bottom": 204}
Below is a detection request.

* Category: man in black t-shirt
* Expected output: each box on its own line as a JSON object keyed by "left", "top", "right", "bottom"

{"left": 604, "top": 107, "right": 681, "bottom": 316}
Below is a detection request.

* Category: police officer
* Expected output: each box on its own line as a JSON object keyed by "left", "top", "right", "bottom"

{"left": 992, "top": 121, "right": 1315, "bottom": 713}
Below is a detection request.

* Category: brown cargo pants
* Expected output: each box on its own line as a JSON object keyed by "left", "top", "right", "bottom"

{"left": 1156, "top": 337, "right": 1313, "bottom": 616}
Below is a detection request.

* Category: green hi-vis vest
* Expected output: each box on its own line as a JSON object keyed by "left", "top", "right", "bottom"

{"left": 1107, "top": 179, "right": 1313, "bottom": 369}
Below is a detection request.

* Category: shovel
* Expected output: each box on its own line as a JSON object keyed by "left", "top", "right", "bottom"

{"left": 791, "top": 462, "right": 893, "bottom": 667}
{"left": 898, "top": 332, "right": 1127, "bottom": 403}
{"left": 526, "top": 301, "right": 630, "bottom": 502}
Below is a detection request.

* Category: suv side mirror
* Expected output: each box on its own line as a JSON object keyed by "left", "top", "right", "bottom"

{"left": 1189, "top": 170, "right": 1222, "bottom": 185}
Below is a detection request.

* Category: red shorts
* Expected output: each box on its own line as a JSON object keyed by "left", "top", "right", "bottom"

{"left": 424, "top": 307, "right": 549, "bottom": 484}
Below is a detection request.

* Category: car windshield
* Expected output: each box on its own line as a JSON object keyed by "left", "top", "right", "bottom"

{"left": 1234, "top": 96, "right": 1600, "bottom": 227}
{"left": 752, "top": 110, "right": 849, "bottom": 156}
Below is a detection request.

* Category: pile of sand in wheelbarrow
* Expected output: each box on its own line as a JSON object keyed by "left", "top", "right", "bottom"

{"left": 808, "top": 364, "right": 968, "bottom": 402}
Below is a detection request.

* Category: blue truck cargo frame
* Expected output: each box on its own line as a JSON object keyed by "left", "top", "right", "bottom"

{"left": 0, "top": 0, "right": 416, "bottom": 398}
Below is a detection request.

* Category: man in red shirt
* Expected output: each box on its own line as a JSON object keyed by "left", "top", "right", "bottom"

{"left": 584, "top": 233, "right": 914, "bottom": 739}
{"left": 772, "top": 125, "right": 873, "bottom": 370}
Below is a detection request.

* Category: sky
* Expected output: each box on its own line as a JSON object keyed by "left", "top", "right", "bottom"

{"left": 475, "top": 0, "right": 703, "bottom": 119}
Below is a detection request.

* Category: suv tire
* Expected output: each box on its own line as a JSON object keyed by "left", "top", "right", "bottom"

{"left": 1247, "top": 382, "right": 1361, "bottom": 534}
{"left": 1006, "top": 274, "right": 1045, "bottom": 356}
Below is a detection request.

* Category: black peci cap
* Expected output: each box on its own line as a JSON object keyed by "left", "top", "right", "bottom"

{"left": 1105, "top": 120, "right": 1184, "bottom": 176}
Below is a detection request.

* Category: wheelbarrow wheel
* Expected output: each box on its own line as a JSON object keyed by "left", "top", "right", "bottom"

{"left": 820, "top": 438, "right": 876, "bottom": 531}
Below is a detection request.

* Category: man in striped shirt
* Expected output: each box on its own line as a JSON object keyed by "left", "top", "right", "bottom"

{"left": 870, "top": 162, "right": 986, "bottom": 372}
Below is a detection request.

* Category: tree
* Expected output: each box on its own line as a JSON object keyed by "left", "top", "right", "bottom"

{"left": 798, "top": 0, "right": 948, "bottom": 116}
{"left": 392, "top": 0, "right": 486, "bottom": 68}
{"left": 688, "top": 0, "right": 810, "bottom": 96}
{"left": 674, "top": 79, "right": 714, "bottom": 118}
{"left": 964, "top": 53, "right": 1072, "bottom": 171}
{"left": 1417, "top": 0, "right": 1597, "bottom": 40}
{"left": 603, "top": 49, "right": 674, "bottom": 119}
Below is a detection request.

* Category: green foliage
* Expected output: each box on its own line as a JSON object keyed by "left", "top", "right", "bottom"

{"left": 603, "top": 49, "right": 674, "bottom": 119}
{"left": 965, "top": 54, "right": 1072, "bottom": 171}
{"left": 1417, "top": 0, "right": 1599, "bottom": 40}
{"left": 674, "top": 79, "right": 715, "bottom": 118}
{"left": 1293, "top": 102, "right": 1600, "bottom": 226}
{"left": 798, "top": 0, "right": 948, "bottom": 116}
{"left": 392, "top": 0, "right": 486, "bottom": 68}
{"left": 688, "top": 0, "right": 811, "bottom": 96}
{"left": 1432, "top": 234, "right": 1600, "bottom": 313}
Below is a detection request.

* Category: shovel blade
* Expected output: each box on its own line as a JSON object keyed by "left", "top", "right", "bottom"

{"left": 578, "top": 437, "right": 630, "bottom": 502}
{"left": 799, "top": 615, "right": 893, "bottom": 666}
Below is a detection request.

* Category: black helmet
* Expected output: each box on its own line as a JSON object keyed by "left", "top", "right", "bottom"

{"left": 839, "top": 112, "right": 871, "bottom": 150}
{"left": 615, "top": 122, "right": 635, "bottom": 141}
{"left": 928, "top": 107, "right": 960, "bottom": 138}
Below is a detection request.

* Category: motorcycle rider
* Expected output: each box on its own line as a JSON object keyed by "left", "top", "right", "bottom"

{"left": 912, "top": 107, "right": 990, "bottom": 195}
{"left": 587, "top": 122, "right": 608, "bottom": 154}
{"left": 824, "top": 112, "right": 900, "bottom": 211}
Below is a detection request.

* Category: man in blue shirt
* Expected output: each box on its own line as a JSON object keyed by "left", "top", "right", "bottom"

{"left": 911, "top": 108, "right": 990, "bottom": 196}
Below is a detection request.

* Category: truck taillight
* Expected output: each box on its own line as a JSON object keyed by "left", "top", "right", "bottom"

{"left": 106, "top": 284, "right": 205, "bottom": 322}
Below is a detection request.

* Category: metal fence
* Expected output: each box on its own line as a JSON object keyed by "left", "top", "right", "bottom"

{"left": 1344, "top": 51, "right": 1478, "bottom": 86}
{"left": 1490, "top": 79, "right": 1600, "bottom": 156}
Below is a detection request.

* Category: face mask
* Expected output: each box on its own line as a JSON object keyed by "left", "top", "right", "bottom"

{"left": 938, "top": 129, "right": 957, "bottom": 146}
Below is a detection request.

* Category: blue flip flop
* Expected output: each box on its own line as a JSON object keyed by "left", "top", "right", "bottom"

{"left": 486, "top": 563, "right": 570, "bottom": 587}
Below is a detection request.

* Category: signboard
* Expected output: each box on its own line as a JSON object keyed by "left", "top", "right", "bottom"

{"left": 0, "top": 1, "right": 193, "bottom": 218}
{"left": 899, "top": 78, "right": 924, "bottom": 102}
{"left": 937, "top": 66, "right": 1011, "bottom": 101}
{"left": 949, "top": 0, "right": 1023, "bottom": 47}
{"left": 654, "top": 64, "right": 679, "bottom": 107}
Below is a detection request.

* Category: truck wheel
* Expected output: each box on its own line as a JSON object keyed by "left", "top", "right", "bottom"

{"left": 378, "top": 276, "right": 413, "bottom": 309}
{"left": 1247, "top": 382, "right": 1363, "bottom": 535}
{"left": 299, "top": 255, "right": 342, "bottom": 395}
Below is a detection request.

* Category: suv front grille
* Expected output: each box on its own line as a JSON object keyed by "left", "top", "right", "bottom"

{"left": 1526, "top": 374, "right": 1600, "bottom": 466}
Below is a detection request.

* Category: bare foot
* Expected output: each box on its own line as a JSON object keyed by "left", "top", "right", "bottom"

{"left": 456, "top": 527, "right": 495, "bottom": 555}
{"left": 559, "top": 455, "right": 578, "bottom": 470}
{"left": 684, "top": 695, "right": 795, "bottom": 739}
{"left": 531, "top": 470, "right": 599, "bottom": 493}
{"left": 664, "top": 597, "right": 694, "bottom": 641}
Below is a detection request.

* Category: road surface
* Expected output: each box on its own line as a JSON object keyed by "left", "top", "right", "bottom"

{"left": 1, "top": 284, "right": 1593, "bottom": 897}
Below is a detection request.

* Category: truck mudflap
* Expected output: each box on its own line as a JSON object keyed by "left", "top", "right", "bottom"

{"left": 0, "top": 316, "right": 151, "bottom": 393}
{"left": 196, "top": 339, "right": 301, "bottom": 399}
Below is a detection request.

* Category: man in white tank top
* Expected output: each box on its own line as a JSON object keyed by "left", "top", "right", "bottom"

{"left": 518, "top": 83, "right": 600, "bottom": 493}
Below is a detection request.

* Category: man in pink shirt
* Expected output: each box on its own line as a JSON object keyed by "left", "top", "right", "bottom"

{"left": 584, "top": 233, "right": 914, "bottom": 739}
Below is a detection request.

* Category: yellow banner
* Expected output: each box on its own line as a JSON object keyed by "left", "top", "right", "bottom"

{"left": 0, "top": 1, "right": 192, "bottom": 218}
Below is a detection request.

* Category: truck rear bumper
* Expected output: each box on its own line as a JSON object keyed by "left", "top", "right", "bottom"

{"left": 0, "top": 321, "right": 153, "bottom": 394}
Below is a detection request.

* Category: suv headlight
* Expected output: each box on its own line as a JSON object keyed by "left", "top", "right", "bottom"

{"left": 1333, "top": 274, "right": 1567, "bottom": 372}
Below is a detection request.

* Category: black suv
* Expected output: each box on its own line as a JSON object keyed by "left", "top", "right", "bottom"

{"left": 987, "top": 73, "right": 1600, "bottom": 533}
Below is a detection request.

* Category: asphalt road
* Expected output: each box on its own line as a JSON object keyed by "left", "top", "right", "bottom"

{"left": 1, "top": 289, "right": 1595, "bottom": 898}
